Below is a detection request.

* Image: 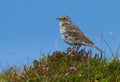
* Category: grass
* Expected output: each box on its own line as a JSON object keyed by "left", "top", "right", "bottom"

{"left": 0, "top": 48, "right": 120, "bottom": 82}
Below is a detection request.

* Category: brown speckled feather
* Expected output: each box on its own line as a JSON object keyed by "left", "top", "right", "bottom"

{"left": 58, "top": 16, "right": 103, "bottom": 53}
{"left": 64, "top": 23, "right": 94, "bottom": 45}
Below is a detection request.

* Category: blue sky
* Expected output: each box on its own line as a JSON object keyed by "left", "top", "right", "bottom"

{"left": 0, "top": 0, "right": 120, "bottom": 71}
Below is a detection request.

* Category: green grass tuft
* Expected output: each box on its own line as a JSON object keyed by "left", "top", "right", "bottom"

{"left": 0, "top": 48, "right": 120, "bottom": 82}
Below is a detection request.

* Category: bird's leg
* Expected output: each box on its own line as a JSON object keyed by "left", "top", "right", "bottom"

{"left": 67, "top": 46, "right": 75, "bottom": 56}
{"left": 75, "top": 45, "right": 81, "bottom": 52}
{"left": 67, "top": 45, "right": 81, "bottom": 56}
{"left": 72, "top": 46, "right": 76, "bottom": 50}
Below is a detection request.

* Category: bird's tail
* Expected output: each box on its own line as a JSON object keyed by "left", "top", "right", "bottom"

{"left": 81, "top": 42, "right": 104, "bottom": 53}
{"left": 91, "top": 45, "right": 104, "bottom": 53}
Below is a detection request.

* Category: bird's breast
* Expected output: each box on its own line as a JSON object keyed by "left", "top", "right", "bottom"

{"left": 60, "top": 26, "right": 66, "bottom": 39}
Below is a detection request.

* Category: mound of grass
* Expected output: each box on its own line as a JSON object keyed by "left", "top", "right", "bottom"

{"left": 0, "top": 48, "right": 120, "bottom": 82}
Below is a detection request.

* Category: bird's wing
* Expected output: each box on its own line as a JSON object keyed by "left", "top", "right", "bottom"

{"left": 66, "top": 24, "right": 94, "bottom": 45}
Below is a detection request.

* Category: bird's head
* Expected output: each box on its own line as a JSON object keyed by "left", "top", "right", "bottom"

{"left": 57, "top": 16, "right": 72, "bottom": 24}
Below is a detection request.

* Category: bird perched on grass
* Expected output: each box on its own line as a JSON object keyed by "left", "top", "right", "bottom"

{"left": 57, "top": 16, "right": 103, "bottom": 53}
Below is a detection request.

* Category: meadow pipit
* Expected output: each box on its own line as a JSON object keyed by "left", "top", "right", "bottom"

{"left": 57, "top": 16, "right": 103, "bottom": 53}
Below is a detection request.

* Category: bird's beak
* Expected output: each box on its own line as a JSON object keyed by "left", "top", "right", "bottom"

{"left": 56, "top": 17, "right": 60, "bottom": 21}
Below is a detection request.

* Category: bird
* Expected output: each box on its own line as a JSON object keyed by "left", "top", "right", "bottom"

{"left": 57, "top": 15, "right": 103, "bottom": 53}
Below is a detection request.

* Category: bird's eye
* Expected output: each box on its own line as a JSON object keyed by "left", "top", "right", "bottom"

{"left": 63, "top": 18, "right": 66, "bottom": 20}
